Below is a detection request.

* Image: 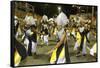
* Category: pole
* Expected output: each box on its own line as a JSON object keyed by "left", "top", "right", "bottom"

{"left": 92, "top": 6, "right": 94, "bottom": 24}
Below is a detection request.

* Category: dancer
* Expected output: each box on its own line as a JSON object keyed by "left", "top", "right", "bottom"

{"left": 46, "top": 12, "right": 70, "bottom": 64}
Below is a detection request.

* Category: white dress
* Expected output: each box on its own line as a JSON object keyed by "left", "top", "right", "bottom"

{"left": 90, "top": 36, "right": 96, "bottom": 56}
{"left": 50, "top": 28, "right": 66, "bottom": 64}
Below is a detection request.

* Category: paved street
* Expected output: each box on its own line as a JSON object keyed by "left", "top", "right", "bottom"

{"left": 19, "top": 35, "right": 97, "bottom": 66}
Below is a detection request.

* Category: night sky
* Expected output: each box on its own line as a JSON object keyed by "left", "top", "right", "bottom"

{"left": 27, "top": 2, "right": 97, "bottom": 18}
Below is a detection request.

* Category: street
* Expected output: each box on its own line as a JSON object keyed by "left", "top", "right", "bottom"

{"left": 19, "top": 34, "right": 97, "bottom": 66}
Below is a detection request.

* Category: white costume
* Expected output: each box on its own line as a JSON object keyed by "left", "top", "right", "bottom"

{"left": 24, "top": 15, "right": 37, "bottom": 54}
{"left": 50, "top": 28, "right": 66, "bottom": 64}
{"left": 50, "top": 12, "right": 70, "bottom": 64}
{"left": 78, "top": 27, "right": 87, "bottom": 55}
{"left": 55, "top": 12, "right": 69, "bottom": 26}
{"left": 24, "top": 15, "right": 36, "bottom": 25}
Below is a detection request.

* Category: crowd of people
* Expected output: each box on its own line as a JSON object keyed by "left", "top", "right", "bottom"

{"left": 13, "top": 8, "right": 97, "bottom": 66}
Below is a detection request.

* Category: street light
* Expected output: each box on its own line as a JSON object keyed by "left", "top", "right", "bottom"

{"left": 58, "top": 6, "right": 61, "bottom": 13}
{"left": 72, "top": 5, "right": 75, "bottom": 7}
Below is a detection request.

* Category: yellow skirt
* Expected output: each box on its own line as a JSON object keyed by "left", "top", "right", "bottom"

{"left": 50, "top": 46, "right": 65, "bottom": 64}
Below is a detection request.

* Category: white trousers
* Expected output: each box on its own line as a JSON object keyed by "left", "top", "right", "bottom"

{"left": 74, "top": 41, "right": 87, "bottom": 55}
{"left": 82, "top": 41, "right": 87, "bottom": 55}
{"left": 24, "top": 38, "right": 37, "bottom": 53}
{"left": 74, "top": 42, "right": 79, "bottom": 50}
{"left": 43, "top": 35, "right": 48, "bottom": 45}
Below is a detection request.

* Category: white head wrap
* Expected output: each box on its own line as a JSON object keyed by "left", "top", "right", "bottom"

{"left": 42, "top": 15, "right": 48, "bottom": 22}
{"left": 48, "top": 18, "right": 54, "bottom": 24}
{"left": 56, "top": 12, "right": 69, "bottom": 26}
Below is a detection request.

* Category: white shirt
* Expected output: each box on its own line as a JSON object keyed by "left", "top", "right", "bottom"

{"left": 79, "top": 27, "right": 84, "bottom": 33}
{"left": 25, "top": 15, "right": 36, "bottom": 25}
{"left": 57, "top": 28, "right": 64, "bottom": 39}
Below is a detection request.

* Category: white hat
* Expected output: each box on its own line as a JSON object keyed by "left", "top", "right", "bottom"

{"left": 56, "top": 12, "right": 69, "bottom": 26}
{"left": 48, "top": 18, "right": 54, "bottom": 22}
{"left": 42, "top": 15, "right": 48, "bottom": 22}
{"left": 14, "top": 15, "right": 18, "bottom": 19}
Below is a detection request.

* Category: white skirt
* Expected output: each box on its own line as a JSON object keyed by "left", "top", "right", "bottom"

{"left": 31, "top": 41, "right": 37, "bottom": 53}
{"left": 50, "top": 46, "right": 66, "bottom": 64}
{"left": 57, "top": 57, "right": 66, "bottom": 64}
{"left": 90, "top": 43, "right": 96, "bottom": 56}
{"left": 82, "top": 39, "right": 87, "bottom": 55}
{"left": 43, "top": 35, "right": 48, "bottom": 45}
{"left": 74, "top": 42, "right": 79, "bottom": 50}
{"left": 24, "top": 38, "right": 29, "bottom": 50}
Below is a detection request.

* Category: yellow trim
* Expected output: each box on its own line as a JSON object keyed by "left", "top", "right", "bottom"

{"left": 76, "top": 32, "right": 81, "bottom": 46}
{"left": 14, "top": 50, "right": 21, "bottom": 66}
{"left": 50, "top": 47, "right": 65, "bottom": 63}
